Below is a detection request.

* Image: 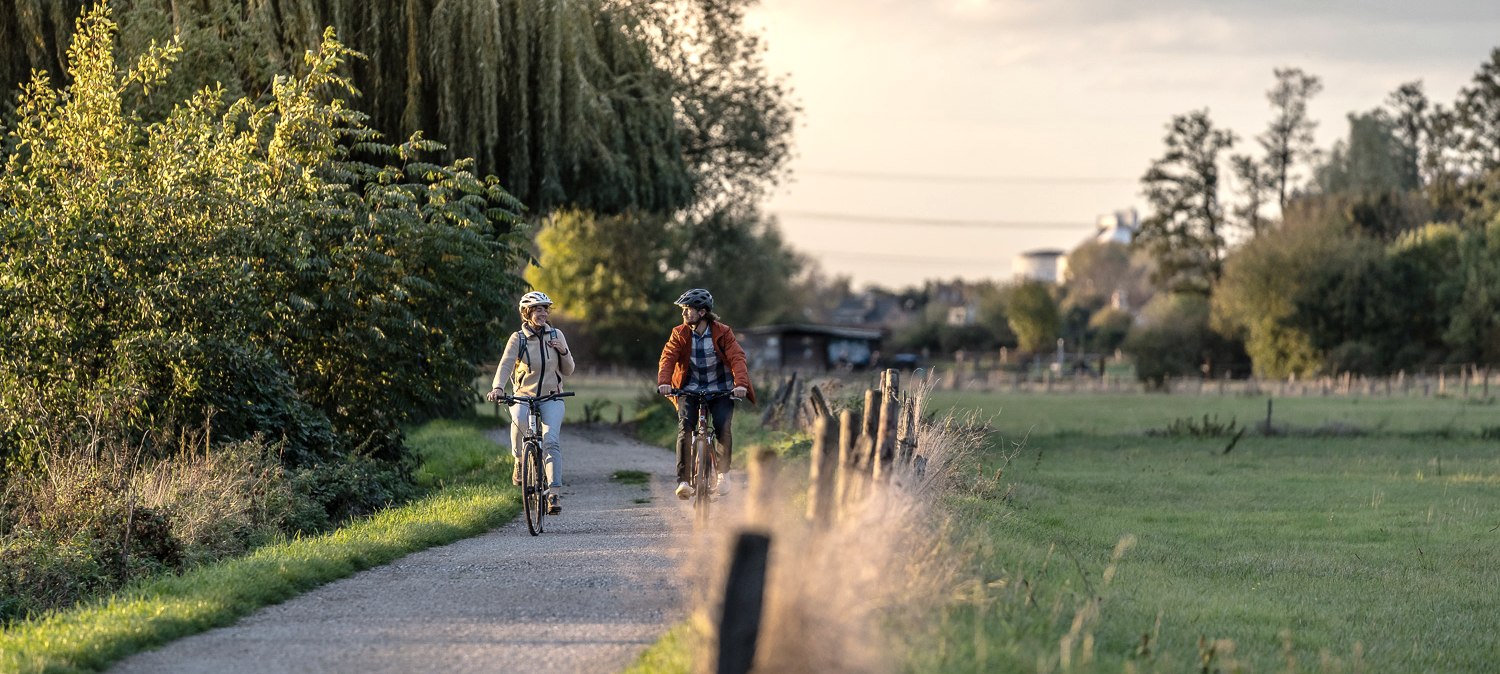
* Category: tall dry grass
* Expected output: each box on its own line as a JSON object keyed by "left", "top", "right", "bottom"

{"left": 667, "top": 375, "right": 987, "bottom": 673}
{"left": 0, "top": 422, "right": 317, "bottom": 622}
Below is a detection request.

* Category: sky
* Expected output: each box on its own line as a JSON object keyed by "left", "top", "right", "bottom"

{"left": 743, "top": 0, "right": 1500, "bottom": 289}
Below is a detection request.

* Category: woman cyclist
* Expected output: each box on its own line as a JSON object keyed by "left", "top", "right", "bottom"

{"left": 656, "top": 288, "right": 756, "bottom": 499}
{"left": 488, "top": 291, "right": 575, "bottom": 514}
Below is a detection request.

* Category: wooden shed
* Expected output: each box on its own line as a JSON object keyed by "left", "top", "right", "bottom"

{"left": 737, "top": 324, "right": 885, "bottom": 372}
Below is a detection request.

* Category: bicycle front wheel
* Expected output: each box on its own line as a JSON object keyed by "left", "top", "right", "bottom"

{"left": 693, "top": 435, "right": 712, "bottom": 526}
{"left": 522, "top": 441, "right": 545, "bottom": 535}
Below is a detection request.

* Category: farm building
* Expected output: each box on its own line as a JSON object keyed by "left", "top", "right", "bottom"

{"left": 737, "top": 324, "right": 885, "bottom": 372}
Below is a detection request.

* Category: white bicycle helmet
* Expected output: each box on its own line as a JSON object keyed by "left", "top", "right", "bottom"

{"left": 674, "top": 288, "right": 713, "bottom": 310}
{"left": 518, "top": 291, "right": 554, "bottom": 312}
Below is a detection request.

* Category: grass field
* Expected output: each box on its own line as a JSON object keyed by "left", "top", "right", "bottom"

{"left": 471, "top": 376, "right": 652, "bottom": 425}
{"left": 926, "top": 390, "right": 1500, "bottom": 437}
{"left": 914, "top": 392, "right": 1500, "bottom": 673}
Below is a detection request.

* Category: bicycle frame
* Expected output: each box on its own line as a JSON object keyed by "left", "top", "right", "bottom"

{"left": 499, "top": 391, "right": 574, "bottom": 535}
{"left": 669, "top": 389, "right": 735, "bottom": 524}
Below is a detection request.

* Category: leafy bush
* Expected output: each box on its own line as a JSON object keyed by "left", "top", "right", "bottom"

{"left": 0, "top": 6, "right": 529, "bottom": 472}
{"left": 0, "top": 5, "right": 526, "bottom": 622}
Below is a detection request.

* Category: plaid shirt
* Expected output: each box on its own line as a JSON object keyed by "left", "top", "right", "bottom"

{"left": 686, "top": 328, "right": 734, "bottom": 393}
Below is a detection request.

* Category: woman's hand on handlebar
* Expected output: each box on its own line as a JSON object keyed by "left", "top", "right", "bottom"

{"left": 486, "top": 388, "right": 505, "bottom": 403}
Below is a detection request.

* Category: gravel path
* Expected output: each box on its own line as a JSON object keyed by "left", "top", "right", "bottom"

{"left": 110, "top": 426, "right": 693, "bottom": 674}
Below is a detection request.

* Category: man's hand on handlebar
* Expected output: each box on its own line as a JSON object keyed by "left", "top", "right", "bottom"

{"left": 732, "top": 386, "right": 747, "bottom": 399}
{"left": 657, "top": 384, "right": 672, "bottom": 395}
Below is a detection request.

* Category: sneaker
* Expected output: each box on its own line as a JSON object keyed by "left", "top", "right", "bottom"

{"left": 675, "top": 481, "right": 695, "bottom": 500}
{"left": 511, "top": 461, "right": 522, "bottom": 486}
{"left": 715, "top": 472, "right": 730, "bottom": 496}
{"left": 547, "top": 494, "right": 562, "bottom": 515}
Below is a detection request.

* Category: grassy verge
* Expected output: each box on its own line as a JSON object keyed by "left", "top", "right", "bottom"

{"left": 0, "top": 418, "right": 518, "bottom": 674}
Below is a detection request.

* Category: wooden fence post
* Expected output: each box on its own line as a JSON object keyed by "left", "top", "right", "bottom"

{"left": 746, "top": 448, "right": 779, "bottom": 526}
{"left": 835, "top": 409, "right": 858, "bottom": 519}
{"left": 717, "top": 530, "right": 772, "bottom": 674}
{"left": 806, "top": 415, "right": 838, "bottom": 526}
{"left": 897, "top": 397, "right": 917, "bottom": 465}
{"left": 873, "top": 369, "right": 900, "bottom": 482}
{"left": 860, "top": 389, "right": 879, "bottom": 470}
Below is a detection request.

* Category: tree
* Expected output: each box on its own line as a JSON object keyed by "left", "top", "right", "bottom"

{"left": 1004, "top": 281, "right": 1060, "bottom": 354}
{"left": 667, "top": 205, "right": 808, "bottom": 328}
{"left": 1229, "top": 153, "right": 1276, "bottom": 238}
{"left": 1315, "top": 111, "right": 1421, "bottom": 198}
{"left": 1259, "top": 67, "right": 1324, "bottom": 210}
{"left": 1385, "top": 81, "right": 1430, "bottom": 187}
{"left": 1064, "top": 239, "right": 1154, "bottom": 312}
{"left": 1123, "top": 293, "right": 1240, "bottom": 388}
{"left": 1454, "top": 48, "right": 1500, "bottom": 174}
{"left": 1442, "top": 221, "right": 1500, "bottom": 364}
{"left": 1137, "top": 109, "right": 1235, "bottom": 295}
{"left": 1210, "top": 205, "right": 1350, "bottom": 378}
{"left": 527, "top": 210, "right": 676, "bottom": 367}
{"left": 1, "top": 0, "right": 797, "bottom": 218}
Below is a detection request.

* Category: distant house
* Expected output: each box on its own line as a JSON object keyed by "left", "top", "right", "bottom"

{"left": 1013, "top": 248, "right": 1066, "bottom": 284}
{"left": 829, "top": 291, "right": 911, "bottom": 328}
{"left": 737, "top": 324, "right": 885, "bottom": 371}
{"left": 1093, "top": 208, "right": 1138, "bottom": 245}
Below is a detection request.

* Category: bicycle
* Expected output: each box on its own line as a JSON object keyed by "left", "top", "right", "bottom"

{"left": 667, "top": 388, "right": 737, "bottom": 525}
{"left": 495, "top": 391, "right": 574, "bottom": 536}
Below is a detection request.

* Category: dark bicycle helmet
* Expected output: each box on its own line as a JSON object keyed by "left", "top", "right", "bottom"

{"left": 674, "top": 288, "right": 714, "bottom": 310}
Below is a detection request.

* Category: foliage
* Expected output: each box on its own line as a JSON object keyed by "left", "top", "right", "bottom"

{"left": 1137, "top": 109, "right": 1236, "bottom": 294}
{"left": 1257, "top": 67, "right": 1323, "bottom": 209}
{"left": 1004, "top": 281, "right": 1060, "bottom": 354}
{"left": 0, "top": 7, "right": 529, "bottom": 471}
{"left": 667, "top": 204, "right": 809, "bottom": 327}
{"left": 1212, "top": 206, "right": 1353, "bottom": 377}
{"left": 1315, "top": 110, "right": 1421, "bottom": 198}
{"left": 527, "top": 209, "right": 677, "bottom": 366}
{"left": 1062, "top": 240, "right": 1154, "bottom": 312}
{"left": 1228, "top": 152, "right": 1276, "bottom": 237}
{"left": 530, "top": 205, "right": 809, "bottom": 368}
{"left": 1434, "top": 222, "right": 1500, "bottom": 364}
{"left": 1123, "top": 292, "right": 1242, "bottom": 387}
{"left": 1085, "top": 307, "right": 1132, "bottom": 354}
{"left": 1, "top": 0, "right": 796, "bottom": 217}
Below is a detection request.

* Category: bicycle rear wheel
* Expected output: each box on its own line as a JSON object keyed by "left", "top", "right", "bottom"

{"left": 522, "top": 441, "right": 545, "bottom": 535}
{"left": 693, "top": 435, "right": 712, "bottom": 526}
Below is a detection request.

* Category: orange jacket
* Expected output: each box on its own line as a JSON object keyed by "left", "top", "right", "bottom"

{"left": 657, "top": 321, "right": 757, "bottom": 406}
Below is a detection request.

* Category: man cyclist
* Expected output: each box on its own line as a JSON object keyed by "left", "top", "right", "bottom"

{"left": 488, "top": 291, "right": 575, "bottom": 514}
{"left": 656, "top": 288, "right": 756, "bottom": 499}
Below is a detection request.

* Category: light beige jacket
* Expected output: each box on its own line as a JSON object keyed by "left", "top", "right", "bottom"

{"left": 491, "top": 324, "right": 575, "bottom": 396}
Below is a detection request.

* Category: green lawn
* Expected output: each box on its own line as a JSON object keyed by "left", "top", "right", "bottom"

{"left": 913, "top": 394, "right": 1500, "bottom": 673}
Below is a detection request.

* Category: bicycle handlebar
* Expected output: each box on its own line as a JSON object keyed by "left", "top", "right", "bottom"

{"left": 664, "top": 388, "right": 740, "bottom": 402}
{"left": 493, "top": 391, "right": 576, "bottom": 406}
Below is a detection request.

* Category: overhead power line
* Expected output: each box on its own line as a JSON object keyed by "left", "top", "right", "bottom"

{"left": 775, "top": 209, "right": 1088, "bottom": 229}
{"left": 803, "top": 168, "right": 1135, "bottom": 186}
{"left": 810, "top": 249, "right": 1010, "bottom": 267}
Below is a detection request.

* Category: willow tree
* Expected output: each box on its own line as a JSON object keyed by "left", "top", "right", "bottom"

{"left": 2, "top": 0, "right": 793, "bottom": 216}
